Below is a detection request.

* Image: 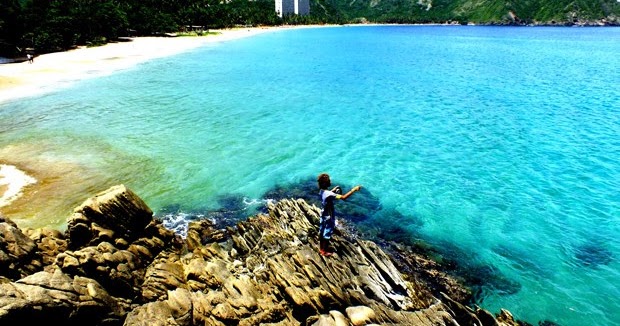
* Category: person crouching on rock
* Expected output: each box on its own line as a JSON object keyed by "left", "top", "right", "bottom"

{"left": 317, "top": 173, "right": 362, "bottom": 257}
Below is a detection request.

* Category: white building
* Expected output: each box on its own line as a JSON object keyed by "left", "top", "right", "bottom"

{"left": 275, "top": 0, "right": 309, "bottom": 17}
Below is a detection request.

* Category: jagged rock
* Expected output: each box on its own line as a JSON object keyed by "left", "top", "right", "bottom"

{"left": 0, "top": 216, "right": 40, "bottom": 279}
{"left": 54, "top": 184, "right": 181, "bottom": 299}
{"left": 0, "top": 185, "right": 524, "bottom": 326}
{"left": 380, "top": 241, "right": 473, "bottom": 303}
{"left": 66, "top": 184, "right": 155, "bottom": 249}
{"left": 141, "top": 250, "right": 187, "bottom": 302}
{"left": 0, "top": 268, "right": 131, "bottom": 325}
{"left": 441, "top": 292, "right": 483, "bottom": 325}
{"left": 23, "top": 227, "right": 67, "bottom": 271}
{"left": 185, "top": 218, "right": 228, "bottom": 251}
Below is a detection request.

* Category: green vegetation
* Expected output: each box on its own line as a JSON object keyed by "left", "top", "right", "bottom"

{"left": 0, "top": 0, "right": 284, "bottom": 56}
{"left": 1, "top": 0, "right": 618, "bottom": 57}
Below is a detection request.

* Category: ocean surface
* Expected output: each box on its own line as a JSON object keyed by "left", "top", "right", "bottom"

{"left": 1, "top": 25, "right": 619, "bottom": 325}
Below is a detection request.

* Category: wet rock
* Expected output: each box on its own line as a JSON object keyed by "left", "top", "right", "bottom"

{"left": 66, "top": 184, "right": 154, "bottom": 249}
{"left": 0, "top": 216, "right": 41, "bottom": 279}
{"left": 0, "top": 268, "right": 130, "bottom": 325}
{"left": 0, "top": 184, "right": 526, "bottom": 326}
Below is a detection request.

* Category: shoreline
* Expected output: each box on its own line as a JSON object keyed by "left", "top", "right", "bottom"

{"left": 0, "top": 25, "right": 332, "bottom": 104}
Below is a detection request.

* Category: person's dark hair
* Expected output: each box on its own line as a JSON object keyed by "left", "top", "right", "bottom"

{"left": 317, "top": 173, "right": 331, "bottom": 190}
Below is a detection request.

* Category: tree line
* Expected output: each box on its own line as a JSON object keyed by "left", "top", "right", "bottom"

{"left": 1, "top": 0, "right": 618, "bottom": 58}
{"left": 0, "top": 0, "right": 337, "bottom": 57}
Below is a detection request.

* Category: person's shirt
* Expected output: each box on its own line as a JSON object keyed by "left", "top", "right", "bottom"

{"left": 319, "top": 189, "right": 340, "bottom": 218}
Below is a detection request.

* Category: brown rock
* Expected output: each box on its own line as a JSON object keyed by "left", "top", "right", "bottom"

{"left": 66, "top": 184, "right": 153, "bottom": 249}
{"left": 0, "top": 217, "right": 40, "bottom": 279}
{"left": 346, "top": 305, "right": 377, "bottom": 325}
{"left": 0, "top": 185, "right": 527, "bottom": 326}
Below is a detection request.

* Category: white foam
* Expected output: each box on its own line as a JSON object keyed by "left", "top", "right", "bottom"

{"left": 243, "top": 197, "right": 272, "bottom": 207}
{"left": 160, "top": 212, "right": 208, "bottom": 239}
{"left": 0, "top": 164, "right": 37, "bottom": 208}
{"left": 158, "top": 197, "right": 274, "bottom": 238}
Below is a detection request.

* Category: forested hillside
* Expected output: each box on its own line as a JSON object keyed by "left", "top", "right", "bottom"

{"left": 1, "top": 0, "right": 619, "bottom": 57}
{"left": 317, "top": 0, "right": 620, "bottom": 25}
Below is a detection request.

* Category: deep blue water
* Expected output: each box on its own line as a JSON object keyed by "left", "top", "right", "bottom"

{"left": 0, "top": 25, "right": 619, "bottom": 325}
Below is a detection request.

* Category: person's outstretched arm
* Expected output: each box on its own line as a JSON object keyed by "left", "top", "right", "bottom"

{"left": 338, "top": 185, "right": 362, "bottom": 200}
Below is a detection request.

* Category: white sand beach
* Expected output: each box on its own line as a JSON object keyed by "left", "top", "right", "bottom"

{"left": 0, "top": 26, "right": 317, "bottom": 104}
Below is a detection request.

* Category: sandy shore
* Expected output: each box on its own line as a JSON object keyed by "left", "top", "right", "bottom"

{"left": 0, "top": 26, "right": 323, "bottom": 104}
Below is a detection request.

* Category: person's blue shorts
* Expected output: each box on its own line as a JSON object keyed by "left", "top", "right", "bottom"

{"left": 319, "top": 216, "right": 336, "bottom": 240}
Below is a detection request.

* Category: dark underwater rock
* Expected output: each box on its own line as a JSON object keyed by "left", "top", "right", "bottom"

{"left": 432, "top": 241, "right": 521, "bottom": 301}
{"left": 574, "top": 242, "right": 613, "bottom": 268}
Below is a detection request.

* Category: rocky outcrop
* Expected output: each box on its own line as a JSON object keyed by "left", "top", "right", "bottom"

{"left": 0, "top": 184, "right": 524, "bottom": 325}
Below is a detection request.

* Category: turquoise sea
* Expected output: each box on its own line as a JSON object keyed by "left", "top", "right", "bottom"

{"left": 1, "top": 25, "right": 619, "bottom": 325}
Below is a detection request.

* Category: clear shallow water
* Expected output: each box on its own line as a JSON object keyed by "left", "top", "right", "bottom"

{"left": 1, "top": 25, "right": 619, "bottom": 325}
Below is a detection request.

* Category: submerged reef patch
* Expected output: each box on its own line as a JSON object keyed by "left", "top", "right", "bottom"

{"left": 539, "top": 320, "right": 563, "bottom": 326}
{"left": 574, "top": 242, "right": 613, "bottom": 268}
{"left": 356, "top": 207, "right": 425, "bottom": 245}
{"left": 430, "top": 240, "right": 522, "bottom": 302}
{"left": 492, "top": 244, "right": 553, "bottom": 280}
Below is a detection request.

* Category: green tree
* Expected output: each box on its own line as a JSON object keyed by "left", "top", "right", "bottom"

{"left": 71, "top": 0, "right": 128, "bottom": 44}
{"left": 22, "top": 0, "right": 77, "bottom": 52}
{"left": 123, "top": 0, "right": 180, "bottom": 35}
{"left": 0, "top": 0, "right": 24, "bottom": 56}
